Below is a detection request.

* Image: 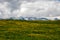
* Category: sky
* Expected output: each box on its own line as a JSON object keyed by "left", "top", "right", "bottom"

{"left": 0, "top": 0, "right": 60, "bottom": 19}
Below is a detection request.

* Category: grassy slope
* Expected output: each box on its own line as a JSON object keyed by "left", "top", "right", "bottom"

{"left": 0, "top": 20, "right": 60, "bottom": 40}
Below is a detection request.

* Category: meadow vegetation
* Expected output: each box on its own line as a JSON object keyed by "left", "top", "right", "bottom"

{"left": 0, "top": 20, "right": 60, "bottom": 40}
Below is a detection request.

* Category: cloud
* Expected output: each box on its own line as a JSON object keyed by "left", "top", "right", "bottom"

{"left": 16, "top": 1, "right": 60, "bottom": 17}
{"left": 0, "top": 2, "right": 11, "bottom": 19}
{"left": 0, "top": 0, "right": 60, "bottom": 19}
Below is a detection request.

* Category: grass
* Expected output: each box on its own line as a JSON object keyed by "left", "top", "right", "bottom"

{"left": 0, "top": 20, "right": 60, "bottom": 40}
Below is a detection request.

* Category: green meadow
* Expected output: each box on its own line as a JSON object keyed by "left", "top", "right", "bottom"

{"left": 0, "top": 20, "right": 60, "bottom": 40}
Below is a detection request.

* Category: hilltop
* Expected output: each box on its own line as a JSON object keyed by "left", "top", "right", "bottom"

{"left": 0, "top": 20, "right": 60, "bottom": 40}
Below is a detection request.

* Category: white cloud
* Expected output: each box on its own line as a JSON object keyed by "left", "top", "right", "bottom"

{"left": 16, "top": 1, "right": 60, "bottom": 17}
{"left": 0, "top": 0, "right": 60, "bottom": 19}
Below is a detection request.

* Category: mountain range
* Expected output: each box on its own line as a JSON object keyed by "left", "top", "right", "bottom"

{"left": 0, "top": 16, "right": 60, "bottom": 20}
{"left": 18, "top": 16, "right": 60, "bottom": 20}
